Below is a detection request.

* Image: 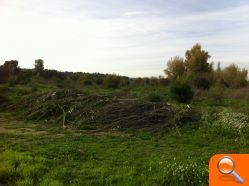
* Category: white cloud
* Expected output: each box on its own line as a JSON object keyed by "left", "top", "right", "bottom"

{"left": 123, "top": 11, "right": 146, "bottom": 17}
{"left": 0, "top": 0, "right": 249, "bottom": 77}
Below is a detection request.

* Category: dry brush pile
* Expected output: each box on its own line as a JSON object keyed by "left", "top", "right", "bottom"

{"left": 0, "top": 95, "right": 9, "bottom": 111}
{"left": 9, "top": 90, "right": 200, "bottom": 131}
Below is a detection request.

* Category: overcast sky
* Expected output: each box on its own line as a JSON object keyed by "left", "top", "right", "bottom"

{"left": 0, "top": 0, "right": 249, "bottom": 77}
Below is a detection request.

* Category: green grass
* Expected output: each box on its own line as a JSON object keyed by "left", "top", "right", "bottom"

{"left": 1, "top": 84, "right": 249, "bottom": 185}
{"left": 1, "top": 107, "right": 249, "bottom": 185}
{"left": 0, "top": 83, "right": 57, "bottom": 102}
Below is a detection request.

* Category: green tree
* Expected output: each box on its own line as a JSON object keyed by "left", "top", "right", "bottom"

{"left": 164, "top": 56, "right": 186, "bottom": 80}
{"left": 213, "top": 62, "right": 224, "bottom": 87}
{"left": 185, "top": 43, "right": 211, "bottom": 73}
{"left": 185, "top": 43, "right": 213, "bottom": 89}
{"left": 221, "top": 64, "right": 248, "bottom": 88}
{"left": 34, "top": 59, "right": 44, "bottom": 74}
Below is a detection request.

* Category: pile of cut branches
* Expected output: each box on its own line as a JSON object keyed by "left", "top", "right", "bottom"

{"left": 10, "top": 90, "right": 200, "bottom": 131}
{"left": 0, "top": 95, "right": 9, "bottom": 111}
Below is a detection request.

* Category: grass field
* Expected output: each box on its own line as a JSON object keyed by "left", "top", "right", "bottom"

{"left": 0, "top": 83, "right": 249, "bottom": 185}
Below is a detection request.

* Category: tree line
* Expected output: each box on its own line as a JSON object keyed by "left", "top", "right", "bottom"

{"left": 165, "top": 43, "right": 248, "bottom": 89}
{"left": 164, "top": 43, "right": 248, "bottom": 103}
{"left": 0, "top": 43, "right": 248, "bottom": 92}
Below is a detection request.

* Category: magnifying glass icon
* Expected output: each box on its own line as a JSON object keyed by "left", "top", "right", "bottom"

{"left": 217, "top": 156, "right": 244, "bottom": 184}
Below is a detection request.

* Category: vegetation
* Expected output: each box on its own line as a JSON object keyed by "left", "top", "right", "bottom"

{"left": 164, "top": 57, "right": 185, "bottom": 81}
{"left": 0, "top": 43, "right": 248, "bottom": 185}
{"left": 169, "top": 78, "right": 194, "bottom": 103}
{"left": 34, "top": 59, "right": 44, "bottom": 75}
{"left": 0, "top": 103, "right": 249, "bottom": 185}
{"left": 221, "top": 64, "right": 248, "bottom": 88}
{"left": 104, "top": 74, "right": 122, "bottom": 89}
{"left": 164, "top": 43, "right": 247, "bottom": 90}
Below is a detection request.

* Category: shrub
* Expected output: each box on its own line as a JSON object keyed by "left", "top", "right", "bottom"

{"left": 132, "top": 78, "right": 146, "bottom": 86}
{"left": 206, "top": 87, "right": 224, "bottom": 105}
{"left": 170, "top": 78, "right": 194, "bottom": 103}
{"left": 79, "top": 73, "right": 93, "bottom": 86}
{"left": 149, "top": 77, "right": 159, "bottom": 86}
{"left": 121, "top": 77, "right": 131, "bottom": 86}
{"left": 83, "top": 79, "right": 92, "bottom": 86}
{"left": 148, "top": 93, "right": 162, "bottom": 102}
{"left": 158, "top": 76, "right": 170, "bottom": 86}
{"left": 15, "top": 70, "right": 33, "bottom": 84}
{"left": 213, "top": 109, "right": 249, "bottom": 136}
{"left": 192, "top": 73, "right": 213, "bottom": 90}
{"left": 95, "top": 77, "right": 103, "bottom": 85}
{"left": 104, "top": 74, "right": 121, "bottom": 89}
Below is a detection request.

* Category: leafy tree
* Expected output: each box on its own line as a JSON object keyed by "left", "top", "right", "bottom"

{"left": 213, "top": 62, "right": 224, "bottom": 87}
{"left": 164, "top": 56, "right": 186, "bottom": 80}
{"left": 221, "top": 64, "right": 248, "bottom": 88}
{"left": 34, "top": 59, "right": 44, "bottom": 74}
{"left": 185, "top": 43, "right": 211, "bottom": 73}
{"left": 185, "top": 43, "right": 213, "bottom": 89}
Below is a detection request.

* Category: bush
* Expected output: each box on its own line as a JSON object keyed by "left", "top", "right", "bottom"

{"left": 210, "top": 109, "right": 249, "bottom": 137}
{"left": 158, "top": 76, "right": 170, "bottom": 86}
{"left": 207, "top": 87, "right": 224, "bottom": 105}
{"left": 83, "top": 79, "right": 92, "bottom": 86}
{"left": 79, "top": 73, "right": 93, "bottom": 86}
{"left": 15, "top": 70, "right": 33, "bottom": 84}
{"left": 192, "top": 73, "right": 213, "bottom": 90}
{"left": 170, "top": 79, "right": 194, "bottom": 103}
{"left": 104, "top": 74, "right": 121, "bottom": 89}
{"left": 132, "top": 78, "right": 146, "bottom": 86}
{"left": 148, "top": 93, "right": 162, "bottom": 102}
{"left": 95, "top": 77, "right": 103, "bottom": 85}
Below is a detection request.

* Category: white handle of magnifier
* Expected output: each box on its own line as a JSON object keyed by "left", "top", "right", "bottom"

{"left": 232, "top": 171, "right": 244, "bottom": 184}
